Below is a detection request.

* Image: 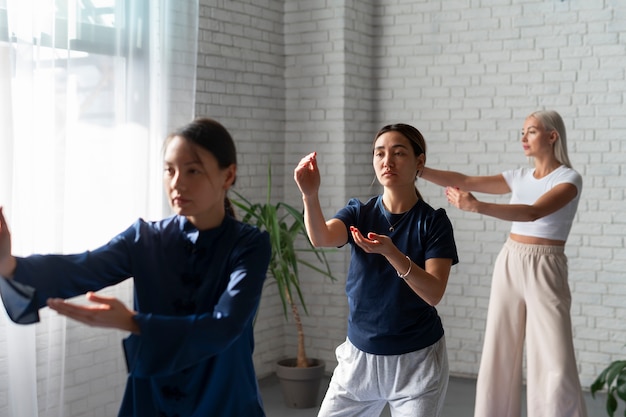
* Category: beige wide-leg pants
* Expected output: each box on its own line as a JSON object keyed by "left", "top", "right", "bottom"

{"left": 474, "top": 238, "right": 588, "bottom": 417}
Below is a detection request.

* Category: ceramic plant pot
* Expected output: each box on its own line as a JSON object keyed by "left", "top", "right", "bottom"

{"left": 275, "top": 358, "right": 326, "bottom": 409}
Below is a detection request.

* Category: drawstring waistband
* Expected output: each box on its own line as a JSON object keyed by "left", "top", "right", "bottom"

{"left": 504, "top": 237, "right": 565, "bottom": 255}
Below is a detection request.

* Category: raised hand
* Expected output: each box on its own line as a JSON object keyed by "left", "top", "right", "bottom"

{"left": 47, "top": 292, "right": 140, "bottom": 334}
{"left": 294, "top": 152, "right": 321, "bottom": 197}
{"left": 0, "top": 206, "right": 16, "bottom": 278}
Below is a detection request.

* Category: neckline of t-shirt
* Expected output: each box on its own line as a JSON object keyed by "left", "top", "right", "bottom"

{"left": 531, "top": 164, "right": 565, "bottom": 180}
{"left": 377, "top": 195, "right": 421, "bottom": 216}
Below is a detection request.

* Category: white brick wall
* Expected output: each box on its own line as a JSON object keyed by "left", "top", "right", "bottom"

{"left": 1, "top": 1, "right": 623, "bottom": 415}
{"left": 195, "top": 0, "right": 626, "bottom": 390}
{"left": 195, "top": 0, "right": 288, "bottom": 378}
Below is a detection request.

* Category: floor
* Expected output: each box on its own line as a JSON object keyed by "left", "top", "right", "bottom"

{"left": 259, "top": 373, "right": 609, "bottom": 417}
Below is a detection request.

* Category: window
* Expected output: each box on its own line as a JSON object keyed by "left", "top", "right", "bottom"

{"left": 1, "top": 1, "right": 198, "bottom": 415}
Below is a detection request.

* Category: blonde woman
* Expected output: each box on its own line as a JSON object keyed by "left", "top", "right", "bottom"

{"left": 421, "top": 110, "right": 587, "bottom": 417}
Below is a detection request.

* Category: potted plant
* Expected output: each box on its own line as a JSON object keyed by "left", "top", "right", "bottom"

{"left": 232, "top": 163, "right": 337, "bottom": 409}
{"left": 591, "top": 359, "right": 626, "bottom": 417}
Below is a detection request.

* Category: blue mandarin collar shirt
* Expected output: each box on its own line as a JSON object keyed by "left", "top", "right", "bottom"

{"left": 0, "top": 214, "right": 271, "bottom": 417}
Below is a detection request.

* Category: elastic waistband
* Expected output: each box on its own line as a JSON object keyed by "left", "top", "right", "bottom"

{"left": 504, "top": 237, "right": 565, "bottom": 255}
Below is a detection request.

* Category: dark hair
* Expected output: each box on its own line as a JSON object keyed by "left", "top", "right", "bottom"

{"left": 164, "top": 117, "right": 237, "bottom": 217}
{"left": 374, "top": 123, "right": 427, "bottom": 161}
{"left": 373, "top": 123, "right": 427, "bottom": 199}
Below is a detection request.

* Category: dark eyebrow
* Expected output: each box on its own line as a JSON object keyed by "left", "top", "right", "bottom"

{"left": 163, "top": 159, "right": 203, "bottom": 166}
{"left": 374, "top": 143, "right": 409, "bottom": 151}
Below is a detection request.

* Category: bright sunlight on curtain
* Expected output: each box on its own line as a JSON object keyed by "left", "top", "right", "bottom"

{"left": 0, "top": 1, "right": 198, "bottom": 416}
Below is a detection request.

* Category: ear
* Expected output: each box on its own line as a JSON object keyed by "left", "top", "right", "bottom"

{"left": 549, "top": 130, "right": 559, "bottom": 144}
{"left": 416, "top": 153, "right": 426, "bottom": 173}
{"left": 223, "top": 164, "right": 237, "bottom": 190}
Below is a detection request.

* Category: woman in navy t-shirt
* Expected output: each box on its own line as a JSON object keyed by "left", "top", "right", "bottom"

{"left": 294, "top": 123, "right": 458, "bottom": 417}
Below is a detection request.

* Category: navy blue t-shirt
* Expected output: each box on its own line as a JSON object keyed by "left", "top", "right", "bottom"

{"left": 334, "top": 195, "right": 459, "bottom": 355}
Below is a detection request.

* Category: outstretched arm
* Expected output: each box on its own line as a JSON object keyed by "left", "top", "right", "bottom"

{"left": 0, "top": 207, "right": 17, "bottom": 278}
{"left": 421, "top": 167, "right": 510, "bottom": 195}
{"left": 445, "top": 182, "right": 578, "bottom": 221}
{"left": 294, "top": 152, "right": 347, "bottom": 247}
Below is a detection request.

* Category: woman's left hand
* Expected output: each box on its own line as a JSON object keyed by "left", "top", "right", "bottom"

{"left": 445, "top": 186, "right": 478, "bottom": 212}
{"left": 350, "top": 226, "right": 395, "bottom": 256}
{"left": 0, "top": 206, "right": 16, "bottom": 278}
{"left": 47, "top": 292, "right": 140, "bottom": 334}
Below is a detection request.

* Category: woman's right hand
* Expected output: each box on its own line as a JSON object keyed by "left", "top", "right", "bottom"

{"left": 294, "top": 152, "right": 321, "bottom": 197}
{"left": 0, "top": 206, "right": 16, "bottom": 278}
{"left": 445, "top": 186, "right": 479, "bottom": 213}
{"left": 47, "top": 292, "right": 140, "bottom": 334}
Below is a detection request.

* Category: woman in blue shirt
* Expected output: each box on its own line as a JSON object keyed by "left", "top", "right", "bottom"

{"left": 294, "top": 123, "right": 458, "bottom": 417}
{"left": 0, "top": 118, "right": 271, "bottom": 417}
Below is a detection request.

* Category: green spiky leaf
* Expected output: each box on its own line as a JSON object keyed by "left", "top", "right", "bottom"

{"left": 231, "top": 162, "right": 337, "bottom": 320}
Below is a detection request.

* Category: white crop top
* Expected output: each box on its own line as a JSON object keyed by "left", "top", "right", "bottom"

{"left": 501, "top": 165, "right": 582, "bottom": 241}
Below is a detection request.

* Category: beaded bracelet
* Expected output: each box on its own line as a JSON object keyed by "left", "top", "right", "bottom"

{"left": 397, "top": 255, "right": 412, "bottom": 279}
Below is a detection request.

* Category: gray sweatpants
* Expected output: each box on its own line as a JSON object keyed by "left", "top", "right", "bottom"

{"left": 318, "top": 337, "right": 449, "bottom": 417}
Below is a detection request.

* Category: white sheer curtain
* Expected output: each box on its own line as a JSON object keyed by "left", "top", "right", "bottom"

{"left": 0, "top": 1, "right": 198, "bottom": 416}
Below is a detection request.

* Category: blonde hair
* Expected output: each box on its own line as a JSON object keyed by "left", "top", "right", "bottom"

{"left": 528, "top": 110, "right": 572, "bottom": 168}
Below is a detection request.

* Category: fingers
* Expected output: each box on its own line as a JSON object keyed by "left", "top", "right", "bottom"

{"left": 47, "top": 295, "right": 122, "bottom": 331}
{"left": 445, "top": 186, "right": 460, "bottom": 196}
{"left": 47, "top": 297, "right": 111, "bottom": 314}
{"left": 445, "top": 186, "right": 461, "bottom": 205}
{"left": 0, "top": 206, "right": 7, "bottom": 232}
{"left": 349, "top": 226, "right": 364, "bottom": 240}
{"left": 308, "top": 152, "right": 317, "bottom": 170}
{"left": 47, "top": 293, "right": 138, "bottom": 332}
{"left": 47, "top": 292, "right": 114, "bottom": 318}
{"left": 445, "top": 186, "right": 475, "bottom": 211}
{"left": 350, "top": 226, "right": 366, "bottom": 249}
{"left": 350, "top": 226, "right": 382, "bottom": 243}
{"left": 47, "top": 297, "right": 110, "bottom": 326}
{"left": 295, "top": 152, "right": 316, "bottom": 169}
{"left": 0, "top": 206, "right": 15, "bottom": 277}
{"left": 294, "top": 152, "right": 321, "bottom": 196}
{"left": 445, "top": 186, "right": 452, "bottom": 203}
{"left": 350, "top": 227, "right": 381, "bottom": 253}
{"left": 85, "top": 291, "right": 116, "bottom": 305}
